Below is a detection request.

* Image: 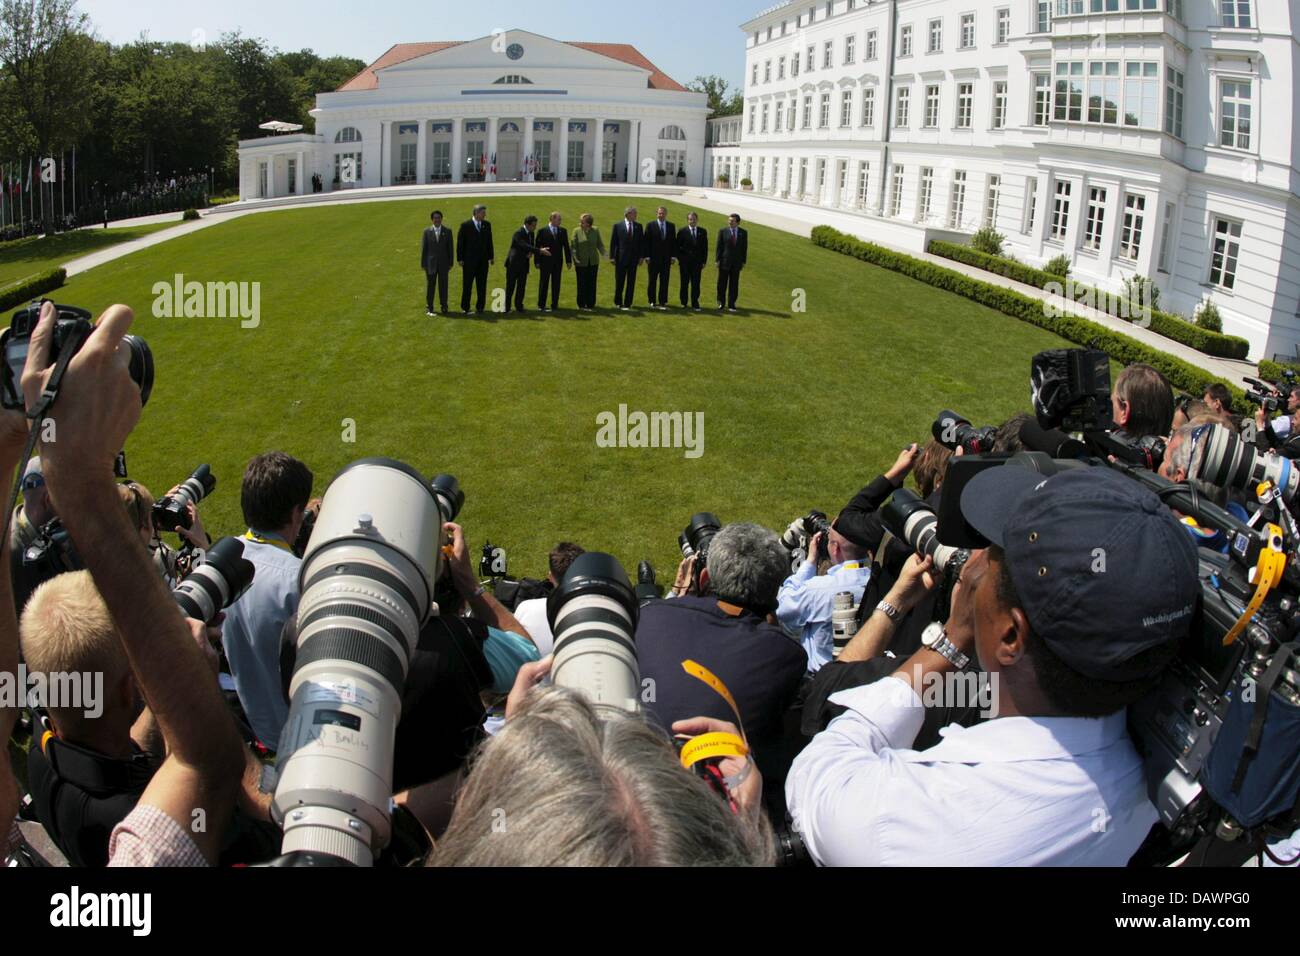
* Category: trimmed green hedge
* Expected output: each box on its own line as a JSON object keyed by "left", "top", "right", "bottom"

{"left": 1259, "top": 359, "right": 1300, "bottom": 384}
{"left": 0, "top": 267, "right": 67, "bottom": 312}
{"left": 813, "top": 227, "right": 1248, "bottom": 409}
{"left": 928, "top": 240, "right": 1251, "bottom": 360}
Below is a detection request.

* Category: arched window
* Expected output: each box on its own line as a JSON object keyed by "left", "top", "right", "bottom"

{"left": 335, "top": 127, "right": 362, "bottom": 143}
{"left": 493, "top": 75, "right": 533, "bottom": 85}
{"left": 658, "top": 124, "right": 687, "bottom": 141}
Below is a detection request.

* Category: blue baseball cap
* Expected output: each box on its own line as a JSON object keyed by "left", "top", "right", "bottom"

{"left": 959, "top": 465, "right": 1199, "bottom": 681}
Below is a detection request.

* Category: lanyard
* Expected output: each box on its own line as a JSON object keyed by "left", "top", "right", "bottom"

{"left": 243, "top": 530, "right": 293, "bottom": 553}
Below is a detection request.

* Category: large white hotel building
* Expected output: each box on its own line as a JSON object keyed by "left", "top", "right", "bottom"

{"left": 704, "top": 0, "right": 1299, "bottom": 362}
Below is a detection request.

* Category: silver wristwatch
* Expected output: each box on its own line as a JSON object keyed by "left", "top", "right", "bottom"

{"left": 921, "top": 622, "right": 971, "bottom": 669}
{"left": 875, "top": 599, "right": 901, "bottom": 623}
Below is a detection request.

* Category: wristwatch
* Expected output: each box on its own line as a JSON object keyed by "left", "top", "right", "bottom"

{"left": 920, "top": 622, "right": 971, "bottom": 670}
{"left": 874, "top": 599, "right": 901, "bottom": 623}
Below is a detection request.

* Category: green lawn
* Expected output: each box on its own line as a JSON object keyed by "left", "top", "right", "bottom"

{"left": 55, "top": 196, "right": 1073, "bottom": 581}
{"left": 0, "top": 221, "right": 180, "bottom": 288}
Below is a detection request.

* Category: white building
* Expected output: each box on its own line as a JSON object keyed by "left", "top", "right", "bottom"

{"left": 706, "top": 0, "right": 1300, "bottom": 362}
{"left": 237, "top": 31, "right": 708, "bottom": 196}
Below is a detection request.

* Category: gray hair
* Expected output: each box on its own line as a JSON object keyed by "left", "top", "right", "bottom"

{"left": 624, "top": 205, "right": 637, "bottom": 217}
{"left": 1168, "top": 421, "right": 1226, "bottom": 505}
{"left": 428, "top": 686, "right": 773, "bottom": 866}
{"left": 705, "top": 523, "right": 787, "bottom": 611}
{"left": 472, "top": 204, "right": 487, "bottom": 215}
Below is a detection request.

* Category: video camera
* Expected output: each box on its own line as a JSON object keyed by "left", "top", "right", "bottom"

{"left": 1030, "top": 348, "right": 1166, "bottom": 470}
{"left": 880, "top": 348, "right": 1300, "bottom": 864}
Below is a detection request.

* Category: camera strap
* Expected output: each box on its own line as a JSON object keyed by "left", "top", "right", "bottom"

{"left": 1223, "top": 522, "right": 1286, "bottom": 647}
{"left": 1230, "top": 639, "right": 1299, "bottom": 795}
{"left": 0, "top": 328, "right": 84, "bottom": 551}
{"left": 676, "top": 660, "right": 750, "bottom": 791}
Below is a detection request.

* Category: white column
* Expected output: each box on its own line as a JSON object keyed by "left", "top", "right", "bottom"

{"left": 268, "top": 158, "right": 278, "bottom": 198}
{"left": 451, "top": 120, "right": 464, "bottom": 183}
{"left": 487, "top": 118, "right": 499, "bottom": 182}
{"left": 558, "top": 119, "right": 569, "bottom": 183}
{"left": 593, "top": 118, "right": 605, "bottom": 183}
{"left": 379, "top": 120, "right": 390, "bottom": 185}
{"left": 626, "top": 121, "right": 638, "bottom": 183}
{"left": 522, "top": 116, "right": 535, "bottom": 181}
{"left": 416, "top": 121, "right": 428, "bottom": 185}
{"left": 296, "top": 150, "right": 305, "bottom": 194}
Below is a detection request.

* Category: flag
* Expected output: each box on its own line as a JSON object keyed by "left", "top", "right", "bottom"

{"left": 490, "top": 152, "right": 496, "bottom": 175}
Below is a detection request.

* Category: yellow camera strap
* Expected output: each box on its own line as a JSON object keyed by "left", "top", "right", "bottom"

{"left": 1224, "top": 521, "right": 1286, "bottom": 646}
{"left": 677, "top": 660, "right": 749, "bottom": 770}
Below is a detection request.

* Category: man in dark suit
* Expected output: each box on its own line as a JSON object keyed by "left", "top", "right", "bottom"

{"left": 609, "top": 205, "right": 646, "bottom": 311}
{"left": 420, "top": 209, "right": 454, "bottom": 316}
{"left": 504, "top": 215, "right": 551, "bottom": 314}
{"left": 457, "top": 204, "right": 494, "bottom": 314}
{"left": 675, "top": 211, "right": 708, "bottom": 311}
{"left": 715, "top": 213, "right": 749, "bottom": 312}
{"left": 644, "top": 206, "right": 676, "bottom": 310}
{"left": 534, "top": 211, "right": 572, "bottom": 312}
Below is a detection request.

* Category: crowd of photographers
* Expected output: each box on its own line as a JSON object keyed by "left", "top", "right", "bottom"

{"left": 1, "top": 299, "right": 1298, "bottom": 869}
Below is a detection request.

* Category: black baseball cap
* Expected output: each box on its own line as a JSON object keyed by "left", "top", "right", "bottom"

{"left": 959, "top": 465, "right": 1199, "bottom": 680}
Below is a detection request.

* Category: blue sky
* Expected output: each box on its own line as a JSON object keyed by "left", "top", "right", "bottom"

{"left": 78, "top": 0, "right": 758, "bottom": 92}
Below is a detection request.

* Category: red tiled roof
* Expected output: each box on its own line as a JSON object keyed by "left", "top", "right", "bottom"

{"left": 336, "top": 39, "right": 687, "bottom": 93}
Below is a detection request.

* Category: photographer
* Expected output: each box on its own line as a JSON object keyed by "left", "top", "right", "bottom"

{"left": 9, "top": 455, "right": 54, "bottom": 611}
{"left": 222, "top": 451, "right": 313, "bottom": 751}
{"left": 23, "top": 571, "right": 274, "bottom": 865}
{"left": 117, "top": 479, "right": 210, "bottom": 588}
{"left": 1254, "top": 400, "right": 1300, "bottom": 458}
{"left": 787, "top": 466, "right": 1197, "bottom": 866}
{"left": 776, "top": 525, "right": 870, "bottom": 673}
{"left": 636, "top": 523, "right": 806, "bottom": 783}
{"left": 512, "top": 541, "right": 585, "bottom": 655}
{"left": 426, "top": 659, "right": 773, "bottom": 865}
{"left": 13, "top": 302, "right": 246, "bottom": 865}
{"left": 1111, "top": 363, "right": 1175, "bottom": 440}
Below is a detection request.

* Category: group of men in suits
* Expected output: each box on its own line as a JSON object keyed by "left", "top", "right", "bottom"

{"left": 419, "top": 203, "right": 750, "bottom": 315}
{"left": 609, "top": 205, "right": 748, "bottom": 312}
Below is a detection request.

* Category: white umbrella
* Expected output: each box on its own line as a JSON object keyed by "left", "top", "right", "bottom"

{"left": 258, "top": 121, "right": 304, "bottom": 134}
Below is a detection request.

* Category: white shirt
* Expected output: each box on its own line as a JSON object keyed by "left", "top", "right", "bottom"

{"left": 786, "top": 677, "right": 1158, "bottom": 866}
{"left": 512, "top": 597, "right": 554, "bottom": 656}
{"left": 776, "top": 559, "right": 871, "bottom": 673}
{"left": 222, "top": 535, "right": 301, "bottom": 749}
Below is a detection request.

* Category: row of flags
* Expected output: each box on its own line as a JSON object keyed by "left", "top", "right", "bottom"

{"left": 0, "top": 150, "right": 77, "bottom": 231}
{"left": 469, "top": 152, "right": 544, "bottom": 179}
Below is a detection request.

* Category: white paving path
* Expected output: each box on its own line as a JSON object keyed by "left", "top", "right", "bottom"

{"left": 56, "top": 184, "right": 1258, "bottom": 387}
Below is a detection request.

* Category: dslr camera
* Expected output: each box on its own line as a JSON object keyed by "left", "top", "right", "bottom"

{"left": 679, "top": 512, "right": 721, "bottom": 591}
{"left": 0, "top": 302, "right": 153, "bottom": 411}
{"left": 153, "top": 464, "right": 215, "bottom": 533}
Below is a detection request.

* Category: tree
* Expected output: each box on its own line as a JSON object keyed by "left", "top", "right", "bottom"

{"left": 0, "top": 0, "right": 104, "bottom": 226}
{"left": 687, "top": 74, "right": 743, "bottom": 117}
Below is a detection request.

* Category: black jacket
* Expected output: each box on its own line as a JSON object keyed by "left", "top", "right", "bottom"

{"left": 645, "top": 219, "right": 677, "bottom": 263}
{"left": 421, "top": 224, "right": 454, "bottom": 273}
{"left": 505, "top": 227, "right": 544, "bottom": 274}
{"left": 635, "top": 595, "right": 806, "bottom": 778}
{"left": 676, "top": 224, "right": 709, "bottom": 268}
{"left": 715, "top": 225, "right": 748, "bottom": 271}
{"left": 534, "top": 223, "right": 571, "bottom": 269}
{"left": 457, "top": 218, "right": 494, "bottom": 268}
{"left": 609, "top": 219, "right": 645, "bottom": 266}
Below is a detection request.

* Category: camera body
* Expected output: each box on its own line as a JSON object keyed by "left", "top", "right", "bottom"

{"left": 0, "top": 302, "right": 153, "bottom": 411}
{"left": 679, "top": 512, "right": 721, "bottom": 590}
{"left": 153, "top": 464, "right": 215, "bottom": 533}
{"left": 932, "top": 410, "right": 998, "bottom": 455}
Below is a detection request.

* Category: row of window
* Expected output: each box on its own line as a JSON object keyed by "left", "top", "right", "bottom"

{"left": 712, "top": 154, "right": 1244, "bottom": 292}
{"left": 745, "top": 67, "right": 1250, "bottom": 154}
{"left": 750, "top": 8, "right": 1014, "bottom": 88}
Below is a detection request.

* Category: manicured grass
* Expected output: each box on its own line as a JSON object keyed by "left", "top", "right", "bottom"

{"left": 57, "top": 196, "right": 1074, "bottom": 581}
{"left": 0, "top": 221, "right": 180, "bottom": 288}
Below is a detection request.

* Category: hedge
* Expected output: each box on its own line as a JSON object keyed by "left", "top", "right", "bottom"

{"left": 1259, "top": 359, "right": 1300, "bottom": 384}
{"left": 0, "top": 267, "right": 67, "bottom": 313}
{"left": 812, "top": 226, "right": 1249, "bottom": 409}
{"left": 928, "top": 240, "right": 1251, "bottom": 360}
